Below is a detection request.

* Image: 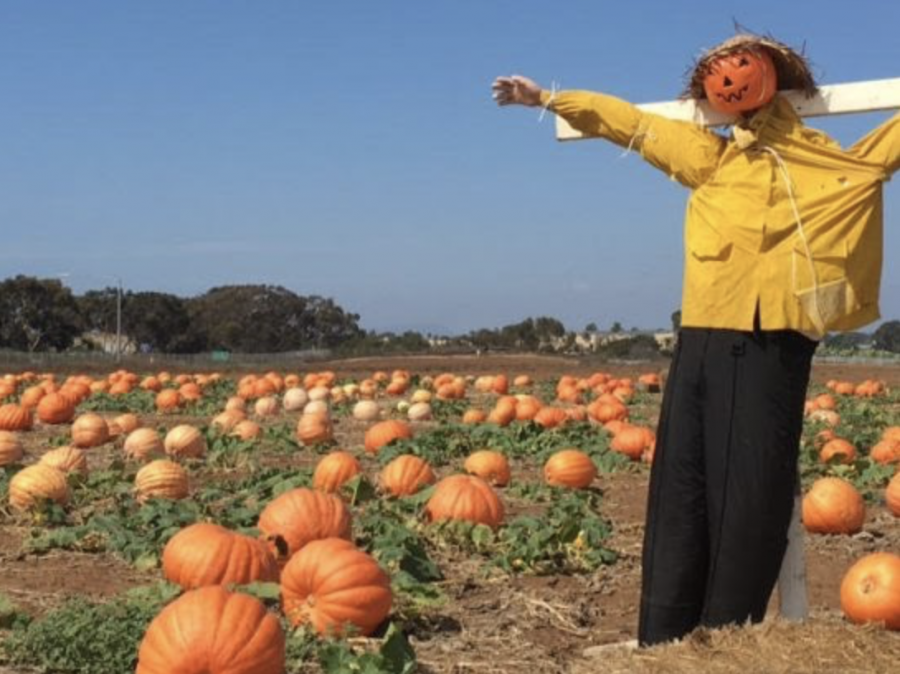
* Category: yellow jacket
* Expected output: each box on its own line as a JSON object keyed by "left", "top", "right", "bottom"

{"left": 543, "top": 90, "right": 900, "bottom": 336}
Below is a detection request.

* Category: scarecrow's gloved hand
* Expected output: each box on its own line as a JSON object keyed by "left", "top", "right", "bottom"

{"left": 492, "top": 75, "right": 543, "bottom": 107}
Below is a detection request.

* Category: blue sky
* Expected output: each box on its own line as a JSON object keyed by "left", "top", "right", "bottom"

{"left": 1, "top": 1, "right": 898, "bottom": 335}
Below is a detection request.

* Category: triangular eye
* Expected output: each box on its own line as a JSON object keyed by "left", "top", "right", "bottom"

{"left": 738, "top": 56, "right": 750, "bottom": 67}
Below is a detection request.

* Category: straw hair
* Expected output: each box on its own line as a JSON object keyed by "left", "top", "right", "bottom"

{"left": 685, "top": 33, "right": 817, "bottom": 100}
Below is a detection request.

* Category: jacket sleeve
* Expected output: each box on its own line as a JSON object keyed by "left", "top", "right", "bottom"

{"left": 848, "top": 111, "right": 900, "bottom": 176}
{"left": 544, "top": 90, "right": 726, "bottom": 189}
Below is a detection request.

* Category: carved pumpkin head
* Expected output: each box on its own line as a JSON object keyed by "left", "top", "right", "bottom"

{"left": 703, "top": 48, "right": 777, "bottom": 115}
{"left": 686, "top": 33, "right": 818, "bottom": 115}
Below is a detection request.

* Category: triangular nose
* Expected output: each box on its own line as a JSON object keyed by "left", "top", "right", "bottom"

{"left": 723, "top": 76, "right": 733, "bottom": 87}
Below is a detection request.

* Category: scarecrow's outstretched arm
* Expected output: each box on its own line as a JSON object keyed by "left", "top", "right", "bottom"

{"left": 492, "top": 75, "right": 725, "bottom": 188}
{"left": 849, "top": 111, "right": 900, "bottom": 176}
{"left": 542, "top": 90, "right": 726, "bottom": 188}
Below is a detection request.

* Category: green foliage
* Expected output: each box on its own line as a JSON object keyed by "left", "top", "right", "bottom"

{"left": 1, "top": 583, "right": 181, "bottom": 674}
{"left": 78, "top": 390, "right": 155, "bottom": 413}
{"left": 286, "top": 623, "right": 416, "bottom": 674}
{"left": 0, "top": 275, "right": 83, "bottom": 351}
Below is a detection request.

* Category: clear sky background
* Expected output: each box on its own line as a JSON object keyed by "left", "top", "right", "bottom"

{"left": 1, "top": 1, "right": 898, "bottom": 335}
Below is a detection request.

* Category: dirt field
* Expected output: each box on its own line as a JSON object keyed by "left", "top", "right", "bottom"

{"left": 0, "top": 354, "right": 898, "bottom": 673}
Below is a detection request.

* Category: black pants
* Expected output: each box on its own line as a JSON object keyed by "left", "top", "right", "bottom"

{"left": 638, "top": 326, "right": 817, "bottom": 646}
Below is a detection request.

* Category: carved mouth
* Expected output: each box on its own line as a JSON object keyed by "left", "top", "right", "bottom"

{"left": 716, "top": 85, "right": 750, "bottom": 103}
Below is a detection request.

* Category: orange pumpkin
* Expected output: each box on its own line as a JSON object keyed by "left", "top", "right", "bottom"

{"left": 70, "top": 413, "right": 110, "bottom": 448}
{"left": 124, "top": 428, "right": 164, "bottom": 461}
{"left": 281, "top": 538, "right": 393, "bottom": 636}
{"left": 313, "top": 451, "right": 362, "bottom": 494}
{"left": 134, "top": 460, "right": 190, "bottom": 502}
{"left": 819, "top": 438, "right": 856, "bottom": 464}
{"left": 0, "top": 403, "right": 33, "bottom": 432}
{"left": 461, "top": 409, "right": 487, "bottom": 424}
{"left": 162, "top": 522, "right": 279, "bottom": 590}
{"left": 364, "top": 420, "right": 412, "bottom": 455}
{"left": 463, "top": 450, "right": 511, "bottom": 487}
{"left": 379, "top": 454, "right": 436, "bottom": 497}
{"left": 544, "top": 449, "right": 597, "bottom": 489}
{"left": 534, "top": 406, "right": 568, "bottom": 429}
{"left": 296, "top": 412, "right": 334, "bottom": 446}
{"left": 136, "top": 586, "right": 285, "bottom": 674}
{"left": 257, "top": 488, "right": 352, "bottom": 557}
{"left": 0, "top": 431, "right": 24, "bottom": 466}
{"left": 802, "top": 477, "right": 865, "bottom": 535}
{"left": 703, "top": 48, "right": 778, "bottom": 115}
{"left": 611, "top": 426, "right": 655, "bottom": 461}
{"left": 154, "top": 389, "right": 182, "bottom": 412}
{"left": 231, "top": 419, "right": 262, "bottom": 441}
{"left": 870, "top": 439, "right": 900, "bottom": 465}
{"left": 424, "top": 475, "right": 504, "bottom": 529}
{"left": 164, "top": 425, "right": 206, "bottom": 459}
{"left": 112, "top": 412, "right": 141, "bottom": 435}
{"left": 8, "top": 464, "right": 70, "bottom": 510}
{"left": 839, "top": 552, "right": 900, "bottom": 630}
{"left": 886, "top": 473, "right": 900, "bottom": 518}
{"left": 40, "top": 445, "right": 89, "bottom": 476}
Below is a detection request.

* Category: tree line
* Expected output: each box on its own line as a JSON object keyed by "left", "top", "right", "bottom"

{"left": 0, "top": 276, "right": 362, "bottom": 354}
{"left": 1, "top": 274, "right": 898, "bottom": 355}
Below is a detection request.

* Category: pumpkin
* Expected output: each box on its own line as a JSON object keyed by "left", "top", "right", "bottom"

{"left": 178, "top": 382, "right": 202, "bottom": 401}
{"left": 40, "top": 445, "right": 89, "bottom": 476}
{"left": 296, "top": 412, "right": 333, "bottom": 446}
{"left": 611, "top": 426, "right": 655, "bottom": 461}
{"left": 802, "top": 477, "right": 865, "bottom": 535}
{"left": 70, "top": 413, "right": 109, "bottom": 448}
{"left": 36, "top": 392, "right": 76, "bottom": 425}
{"left": 534, "top": 406, "right": 568, "bottom": 429}
{"left": 211, "top": 410, "right": 244, "bottom": 432}
{"left": 124, "top": 428, "right": 164, "bottom": 461}
{"left": 313, "top": 451, "right": 362, "bottom": 494}
{"left": 839, "top": 552, "right": 900, "bottom": 630}
{"left": 281, "top": 538, "right": 392, "bottom": 636}
{"left": 0, "top": 403, "right": 33, "bottom": 432}
{"left": 819, "top": 438, "right": 856, "bottom": 464}
{"left": 303, "top": 400, "right": 330, "bottom": 417}
{"left": 462, "top": 409, "right": 487, "bottom": 424}
{"left": 544, "top": 449, "right": 597, "bottom": 489}
{"left": 281, "top": 387, "right": 309, "bottom": 412}
{"left": 254, "top": 396, "right": 279, "bottom": 418}
{"left": 407, "top": 401, "right": 432, "bottom": 422}
{"left": 136, "top": 585, "right": 285, "bottom": 674}
{"left": 112, "top": 412, "right": 141, "bottom": 435}
{"left": 886, "top": 473, "right": 900, "bottom": 517}
{"left": 353, "top": 400, "right": 381, "bottom": 422}
{"left": 257, "top": 488, "right": 352, "bottom": 557}
{"left": 463, "top": 450, "right": 511, "bottom": 487}
{"left": 379, "top": 455, "right": 436, "bottom": 497}
{"left": 424, "top": 475, "right": 504, "bottom": 529}
{"left": 154, "top": 389, "right": 182, "bottom": 412}
{"left": 231, "top": 419, "right": 262, "bottom": 441}
{"left": 883, "top": 426, "right": 900, "bottom": 443}
{"left": 225, "top": 395, "right": 247, "bottom": 413}
{"left": 410, "top": 389, "right": 432, "bottom": 404}
{"left": 702, "top": 48, "right": 777, "bottom": 115}
{"left": 364, "top": 420, "right": 412, "bottom": 455}
{"left": 164, "top": 424, "right": 206, "bottom": 459}
{"left": 162, "top": 522, "right": 279, "bottom": 590}
{"left": 810, "top": 409, "right": 841, "bottom": 426}
{"left": 135, "top": 460, "right": 190, "bottom": 502}
{"left": 0, "top": 431, "right": 24, "bottom": 466}
{"left": 9, "top": 464, "right": 69, "bottom": 510}
{"left": 870, "top": 439, "right": 900, "bottom": 465}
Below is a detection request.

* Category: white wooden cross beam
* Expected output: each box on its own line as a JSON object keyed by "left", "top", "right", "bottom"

{"left": 559, "top": 77, "right": 900, "bottom": 629}
{"left": 556, "top": 77, "right": 900, "bottom": 139}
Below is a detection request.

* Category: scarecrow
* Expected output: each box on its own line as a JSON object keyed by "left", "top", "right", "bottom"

{"left": 493, "top": 34, "right": 899, "bottom": 646}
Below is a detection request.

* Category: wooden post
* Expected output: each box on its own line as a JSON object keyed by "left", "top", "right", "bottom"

{"left": 556, "top": 77, "right": 900, "bottom": 139}
{"left": 556, "top": 77, "right": 900, "bottom": 624}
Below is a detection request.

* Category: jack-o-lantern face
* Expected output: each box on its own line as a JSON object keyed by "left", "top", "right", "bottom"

{"left": 702, "top": 49, "right": 778, "bottom": 116}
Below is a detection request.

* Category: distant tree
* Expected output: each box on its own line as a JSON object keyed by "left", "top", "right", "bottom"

{"left": 872, "top": 321, "right": 900, "bottom": 353}
{"left": 671, "top": 310, "right": 682, "bottom": 332}
{"left": 187, "top": 285, "right": 361, "bottom": 353}
{"left": 823, "top": 331, "right": 869, "bottom": 351}
{"left": 610, "top": 321, "right": 623, "bottom": 333}
{"left": 126, "top": 292, "right": 204, "bottom": 353}
{"left": 584, "top": 322, "right": 598, "bottom": 333}
{"left": 0, "top": 276, "right": 82, "bottom": 351}
{"left": 77, "top": 287, "right": 120, "bottom": 335}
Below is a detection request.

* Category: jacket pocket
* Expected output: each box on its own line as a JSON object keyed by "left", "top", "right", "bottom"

{"left": 791, "top": 242, "right": 861, "bottom": 333}
{"left": 689, "top": 228, "right": 732, "bottom": 261}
